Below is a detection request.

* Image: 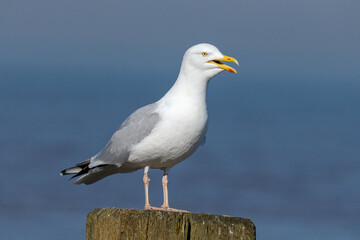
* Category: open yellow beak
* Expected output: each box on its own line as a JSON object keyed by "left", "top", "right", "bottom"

{"left": 208, "top": 55, "right": 239, "bottom": 73}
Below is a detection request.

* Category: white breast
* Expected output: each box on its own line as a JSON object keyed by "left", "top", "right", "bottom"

{"left": 128, "top": 93, "right": 208, "bottom": 169}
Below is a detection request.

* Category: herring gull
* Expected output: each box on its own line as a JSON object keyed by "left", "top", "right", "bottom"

{"left": 60, "top": 43, "right": 238, "bottom": 211}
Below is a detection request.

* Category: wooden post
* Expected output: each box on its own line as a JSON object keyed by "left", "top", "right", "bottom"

{"left": 86, "top": 208, "right": 256, "bottom": 240}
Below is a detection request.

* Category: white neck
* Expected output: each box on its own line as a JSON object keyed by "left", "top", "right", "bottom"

{"left": 161, "top": 66, "right": 215, "bottom": 104}
{"left": 168, "top": 73, "right": 208, "bottom": 99}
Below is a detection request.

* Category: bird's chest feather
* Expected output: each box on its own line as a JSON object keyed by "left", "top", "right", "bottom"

{"left": 161, "top": 98, "right": 208, "bottom": 145}
{"left": 129, "top": 98, "right": 208, "bottom": 165}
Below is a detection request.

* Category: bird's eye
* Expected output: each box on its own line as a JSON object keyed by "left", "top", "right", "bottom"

{"left": 202, "top": 52, "right": 208, "bottom": 57}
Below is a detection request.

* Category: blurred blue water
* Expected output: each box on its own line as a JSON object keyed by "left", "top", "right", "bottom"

{"left": 0, "top": 65, "right": 359, "bottom": 239}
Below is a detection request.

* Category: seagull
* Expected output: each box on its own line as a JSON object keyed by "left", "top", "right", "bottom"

{"left": 60, "top": 43, "right": 238, "bottom": 211}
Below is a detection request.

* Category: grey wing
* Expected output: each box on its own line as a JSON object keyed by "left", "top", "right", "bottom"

{"left": 89, "top": 103, "right": 160, "bottom": 168}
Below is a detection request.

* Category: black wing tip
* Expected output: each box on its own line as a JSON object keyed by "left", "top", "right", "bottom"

{"left": 60, "top": 159, "right": 91, "bottom": 177}
{"left": 69, "top": 166, "right": 90, "bottom": 180}
{"left": 61, "top": 162, "right": 109, "bottom": 182}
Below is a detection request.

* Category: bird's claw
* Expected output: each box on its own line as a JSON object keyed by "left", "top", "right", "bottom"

{"left": 145, "top": 205, "right": 189, "bottom": 212}
{"left": 160, "top": 205, "right": 189, "bottom": 212}
{"left": 144, "top": 205, "right": 164, "bottom": 211}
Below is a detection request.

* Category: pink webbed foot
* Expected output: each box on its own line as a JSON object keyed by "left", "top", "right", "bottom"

{"left": 159, "top": 173, "right": 190, "bottom": 212}
{"left": 144, "top": 205, "right": 164, "bottom": 211}
{"left": 160, "top": 205, "right": 190, "bottom": 212}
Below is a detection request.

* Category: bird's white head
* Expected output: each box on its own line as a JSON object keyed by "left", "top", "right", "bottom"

{"left": 179, "top": 43, "right": 239, "bottom": 80}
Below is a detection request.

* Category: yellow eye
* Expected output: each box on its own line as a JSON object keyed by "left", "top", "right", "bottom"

{"left": 202, "top": 52, "right": 208, "bottom": 57}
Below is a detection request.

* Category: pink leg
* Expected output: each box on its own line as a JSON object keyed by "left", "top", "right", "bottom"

{"left": 161, "top": 174, "right": 169, "bottom": 208}
{"left": 160, "top": 173, "right": 189, "bottom": 212}
{"left": 143, "top": 170, "right": 162, "bottom": 211}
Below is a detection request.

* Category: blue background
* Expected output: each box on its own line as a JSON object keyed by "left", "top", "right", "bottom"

{"left": 1, "top": 1, "right": 359, "bottom": 239}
